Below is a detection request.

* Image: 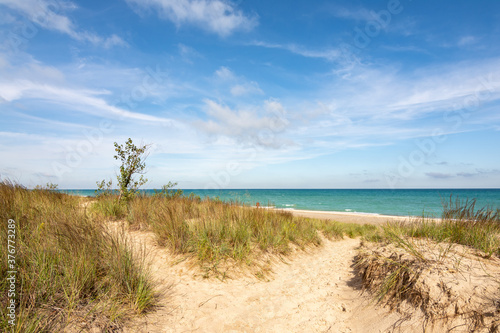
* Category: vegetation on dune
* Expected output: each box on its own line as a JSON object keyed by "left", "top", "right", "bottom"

{"left": 0, "top": 181, "right": 156, "bottom": 333}
{"left": 89, "top": 191, "right": 383, "bottom": 277}
{"left": 375, "top": 196, "right": 500, "bottom": 258}
{"left": 355, "top": 196, "right": 500, "bottom": 332}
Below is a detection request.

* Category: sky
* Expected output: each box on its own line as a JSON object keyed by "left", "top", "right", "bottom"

{"left": 0, "top": 0, "right": 500, "bottom": 189}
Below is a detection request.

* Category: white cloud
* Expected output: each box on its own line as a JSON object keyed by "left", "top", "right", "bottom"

{"left": 382, "top": 45, "right": 429, "bottom": 54}
{"left": 319, "top": 57, "right": 500, "bottom": 124}
{"left": 178, "top": 43, "right": 202, "bottom": 63}
{"left": 249, "top": 57, "right": 500, "bottom": 157}
{"left": 458, "top": 35, "right": 477, "bottom": 47}
{"left": 0, "top": 79, "right": 179, "bottom": 124}
{"left": 330, "top": 6, "right": 376, "bottom": 22}
{"left": 215, "top": 66, "right": 236, "bottom": 80}
{"left": 0, "top": 0, "right": 73, "bottom": 33}
{"left": 125, "top": 0, "right": 257, "bottom": 37}
{"left": 196, "top": 99, "right": 291, "bottom": 148}
{"left": 230, "top": 82, "right": 263, "bottom": 96}
{"left": 384, "top": 65, "right": 500, "bottom": 119}
{"left": 0, "top": 0, "right": 128, "bottom": 47}
{"left": 95, "top": 34, "right": 129, "bottom": 49}
{"left": 250, "top": 41, "right": 340, "bottom": 62}
{"left": 213, "top": 66, "right": 264, "bottom": 97}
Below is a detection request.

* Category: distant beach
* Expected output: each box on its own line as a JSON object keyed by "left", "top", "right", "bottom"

{"left": 281, "top": 209, "right": 408, "bottom": 224}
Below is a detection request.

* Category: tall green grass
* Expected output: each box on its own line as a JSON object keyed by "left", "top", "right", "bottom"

{"left": 379, "top": 197, "right": 500, "bottom": 257}
{"left": 90, "top": 194, "right": 377, "bottom": 276}
{"left": 0, "top": 181, "right": 156, "bottom": 332}
{"left": 90, "top": 194, "right": 128, "bottom": 220}
{"left": 126, "top": 196, "right": 322, "bottom": 262}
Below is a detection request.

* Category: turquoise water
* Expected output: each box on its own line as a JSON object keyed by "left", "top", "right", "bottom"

{"left": 60, "top": 188, "right": 500, "bottom": 217}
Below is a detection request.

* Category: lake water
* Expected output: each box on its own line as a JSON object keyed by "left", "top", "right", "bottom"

{"left": 60, "top": 188, "right": 500, "bottom": 217}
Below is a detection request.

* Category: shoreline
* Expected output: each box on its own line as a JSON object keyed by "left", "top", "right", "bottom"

{"left": 271, "top": 208, "right": 414, "bottom": 225}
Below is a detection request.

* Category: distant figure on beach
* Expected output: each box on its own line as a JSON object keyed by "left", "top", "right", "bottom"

{"left": 256, "top": 202, "right": 260, "bottom": 208}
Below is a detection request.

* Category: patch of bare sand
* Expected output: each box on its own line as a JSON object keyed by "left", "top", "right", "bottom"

{"left": 123, "top": 227, "right": 419, "bottom": 333}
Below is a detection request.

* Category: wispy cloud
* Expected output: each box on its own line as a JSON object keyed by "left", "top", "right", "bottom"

{"left": 230, "top": 83, "right": 263, "bottom": 96}
{"left": 328, "top": 4, "right": 419, "bottom": 38}
{"left": 0, "top": 0, "right": 127, "bottom": 48}
{"left": 381, "top": 44, "right": 430, "bottom": 54}
{"left": 0, "top": 52, "right": 190, "bottom": 126}
{"left": 125, "top": 0, "right": 257, "bottom": 37}
{"left": 330, "top": 6, "right": 376, "bottom": 22}
{"left": 320, "top": 57, "right": 500, "bottom": 124}
{"left": 178, "top": 43, "right": 202, "bottom": 63}
{"left": 426, "top": 169, "right": 500, "bottom": 180}
{"left": 250, "top": 41, "right": 340, "bottom": 61}
{"left": 457, "top": 169, "right": 500, "bottom": 178}
{"left": 213, "top": 66, "right": 264, "bottom": 97}
{"left": 0, "top": 80, "right": 178, "bottom": 124}
{"left": 457, "top": 35, "right": 477, "bottom": 47}
{"left": 215, "top": 66, "right": 236, "bottom": 80}
{"left": 426, "top": 172, "right": 454, "bottom": 179}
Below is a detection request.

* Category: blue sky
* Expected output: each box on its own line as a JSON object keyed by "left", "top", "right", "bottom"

{"left": 1, "top": 0, "right": 499, "bottom": 189}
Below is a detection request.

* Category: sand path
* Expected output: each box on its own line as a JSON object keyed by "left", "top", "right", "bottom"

{"left": 124, "top": 229, "right": 410, "bottom": 333}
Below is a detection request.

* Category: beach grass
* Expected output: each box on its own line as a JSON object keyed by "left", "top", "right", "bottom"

{"left": 0, "top": 181, "right": 156, "bottom": 333}
{"left": 355, "top": 196, "right": 500, "bottom": 329}
{"left": 376, "top": 197, "right": 500, "bottom": 257}
{"left": 90, "top": 194, "right": 386, "bottom": 276}
{"left": 125, "top": 195, "right": 322, "bottom": 261}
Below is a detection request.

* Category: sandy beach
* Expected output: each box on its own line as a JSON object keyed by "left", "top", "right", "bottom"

{"left": 278, "top": 209, "right": 410, "bottom": 225}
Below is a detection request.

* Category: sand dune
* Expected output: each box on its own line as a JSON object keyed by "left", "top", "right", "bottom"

{"left": 120, "top": 210, "right": 499, "bottom": 332}
{"left": 124, "top": 229, "right": 413, "bottom": 333}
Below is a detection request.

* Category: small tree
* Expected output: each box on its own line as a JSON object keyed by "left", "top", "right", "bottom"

{"left": 113, "top": 138, "right": 150, "bottom": 201}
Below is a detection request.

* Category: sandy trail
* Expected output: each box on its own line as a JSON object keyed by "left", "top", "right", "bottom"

{"left": 124, "top": 229, "right": 410, "bottom": 333}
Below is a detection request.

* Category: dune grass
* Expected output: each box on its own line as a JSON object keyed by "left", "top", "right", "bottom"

{"left": 90, "top": 192, "right": 500, "bottom": 268}
{"left": 89, "top": 194, "right": 383, "bottom": 276}
{"left": 126, "top": 196, "right": 322, "bottom": 261}
{"left": 356, "top": 196, "right": 500, "bottom": 329}
{"left": 90, "top": 193, "right": 128, "bottom": 220}
{"left": 376, "top": 197, "right": 500, "bottom": 258}
{"left": 0, "top": 181, "right": 156, "bottom": 333}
